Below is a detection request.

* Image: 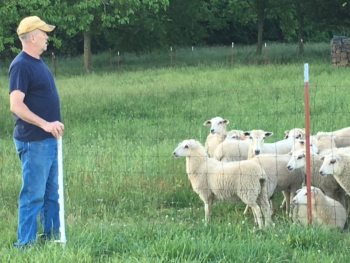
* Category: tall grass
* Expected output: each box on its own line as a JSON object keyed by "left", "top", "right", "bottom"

{"left": 1, "top": 43, "right": 350, "bottom": 262}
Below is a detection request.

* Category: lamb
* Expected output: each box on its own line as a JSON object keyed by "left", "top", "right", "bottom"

{"left": 172, "top": 139, "right": 272, "bottom": 229}
{"left": 203, "top": 117, "right": 229, "bottom": 157}
{"left": 319, "top": 151, "right": 350, "bottom": 197}
{"left": 291, "top": 140, "right": 319, "bottom": 154}
{"left": 286, "top": 149, "right": 345, "bottom": 206}
{"left": 311, "top": 132, "right": 337, "bottom": 155}
{"left": 320, "top": 127, "right": 350, "bottom": 148}
{"left": 291, "top": 186, "right": 347, "bottom": 229}
{"left": 250, "top": 154, "right": 304, "bottom": 216}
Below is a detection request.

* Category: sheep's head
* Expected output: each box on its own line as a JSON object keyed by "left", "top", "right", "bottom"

{"left": 173, "top": 139, "right": 199, "bottom": 157}
{"left": 244, "top": 129, "right": 273, "bottom": 156}
{"left": 319, "top": 154, "right": 342, "bottom": 176}
{"left": 204, "top": 116, "right": 229, "bottom": 134}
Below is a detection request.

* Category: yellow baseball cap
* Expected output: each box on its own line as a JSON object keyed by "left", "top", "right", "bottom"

{"left": 17, "top": 16, "right": 55, "bottom": 36}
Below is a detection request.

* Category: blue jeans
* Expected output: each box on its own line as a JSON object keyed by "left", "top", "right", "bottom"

{"left": 14, "top": 138, "right": 60, "bottom": 246}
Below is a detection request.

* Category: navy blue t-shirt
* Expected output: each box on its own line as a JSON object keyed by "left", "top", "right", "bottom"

{"left": 8, "top": 51, "right": 61, "bottom": 142}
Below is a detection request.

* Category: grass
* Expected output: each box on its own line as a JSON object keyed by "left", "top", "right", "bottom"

{"left": 1, "top": 42, "right": 350, "bottom": 262}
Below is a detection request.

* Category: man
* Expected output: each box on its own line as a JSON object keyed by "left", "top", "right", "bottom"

{"left": 8, "top": 16, "right": 65, "bottom": 247}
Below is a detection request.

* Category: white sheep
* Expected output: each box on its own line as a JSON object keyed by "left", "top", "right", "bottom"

{"left": 172, "top": 139, "right": 272, "bottom": 229}
{"left": 291, "top": 140, "right": 319, "bottom": 154}
{"left": 213, "top": 139, "right": 251, "bottom": 162}
{"left": 320, "top": 127, "right": 350, "bottom": 148}
{"left": 311, "top": 132, "right": 337, "bottom": 155}
{"left": 319, "top": 150, "right": 350, "bottom": 197}
{"left": 245, "top": 129, "right": 296, "bottom": 159}
{"left": 286, "top": 149, "right": 345, "bottom": 207}
{"left": 291, "top": 186, "right": 347, "bottom": 229}
{"left": 249, "top": 154, "right": 304, "bottom": 216}
{"left": 284, "top": 128, "right": 305, "bottom": 140}
{"left": 203, "top": 117, "right": 229, "bottom": 157}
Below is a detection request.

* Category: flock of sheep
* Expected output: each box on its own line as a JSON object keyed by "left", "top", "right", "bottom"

{"left": 172, "top": 116, "right": 350, "bottom": 230}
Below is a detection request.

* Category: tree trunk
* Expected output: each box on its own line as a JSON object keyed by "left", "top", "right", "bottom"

{"left": 296, "top": 1, "right": 304, "bottom": 56}
{"left": 83, "top": 31, "right": 92, "bottom": 72}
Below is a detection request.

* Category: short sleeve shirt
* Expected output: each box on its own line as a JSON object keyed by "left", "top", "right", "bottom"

{"left": 8, "top": 51, "right": 61, "bottom": 142}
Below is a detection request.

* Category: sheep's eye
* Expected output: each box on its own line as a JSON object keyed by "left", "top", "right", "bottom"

{"left": 297, "top": 156, "right": 303, "bottom": 160}
{"left": 184, "top": 145, "right": 189, "bottom": 149}
{"left": 249, "top": 136, "right": 253, "bottom": 139}
{"left": 330, "top": 159, "right": 336, "bottom": 164}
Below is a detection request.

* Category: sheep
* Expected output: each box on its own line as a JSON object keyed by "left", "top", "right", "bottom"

{"left": 245, "top": 129, "right": 296, "bottom": 159}
{"left": 284, "top": 128, "right": 305, "bottom": 140}
{"left": 291, "top": 140, "right": 319, "bottom": 154}
{"left": 311, "top": 132, "right": 337, "bottom": 155}
{"left": 291, "top": 186, "right": 347, "bottom": 229}
{"left": 319, "top": 151, "right": 350, "bottom": 197}
{"left": 226, "top": 129, "right": 247, "bottom": 140}
{"left": 213, "top": 139, "right": 251, "bottom": 162}
{"left": 249, "top": 154, "right": 304, "bottom": 216}
{"left": 320, "top": 127, "right": 350, "bottom": 148}
{"left": 286, "top": 149, "right": 345, "bottom": 207}
{"left": 203, "top": 117, "right": 229, "bottom": 157}
{"left": 172, "top": 139, "right": 272, "bottom": 229}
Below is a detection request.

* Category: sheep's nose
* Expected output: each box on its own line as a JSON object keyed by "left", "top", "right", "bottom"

{"left": 287, "top": 165, "right": 292, "bottom": 170}
{"left": 210, "top": 129, "right": 215, "bottom": 134}
{"left": 255, "top": 150, "right": 260, "bottom": 155}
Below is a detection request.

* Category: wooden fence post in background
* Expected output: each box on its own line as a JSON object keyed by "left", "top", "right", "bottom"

{"left": 264, "top": 43, "right": 267, "bottom": 65}
{"left": 117, "top": 51, "right": 120, "bottom": 74}
{"left": 231, "top": 42, "right": 234, "bottom": 65}
{"left": 52, "top": 52, "right": 56, "bottom": 77}
{"left": 110, "top": 48, "right": 112, "bottom": 69}
{"left": 170, "top": 47, "right": 173, "bottom": 67}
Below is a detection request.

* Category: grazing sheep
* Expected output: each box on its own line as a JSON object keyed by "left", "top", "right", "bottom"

{"left": 321, "top": 127, "right": 350, "bottom": 148}
{"left": 291, "top": 186, "right": 347, "bottom": 229}
{"left": 284, "top": 128, "right": 305, "bottom": 140}
{"left": 319, "top": 151, "right": 350, "bottom": 196}
{"left": 250, "top": 154, "right": 304, "bottom": 216}
{"left": 172, "top": 139, "right": 272, "bottom": 229}
{"left": 203, "top": 117, "right": 229, "bottom": 157}
{"left": 213, "top": 139, "right": 251, "bottom": 162}
{"left": 287, "top": 149, "right": 345, "bottom": 206}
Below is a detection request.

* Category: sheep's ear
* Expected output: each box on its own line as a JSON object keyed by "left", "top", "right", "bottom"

{"left": 265, "top": 132, "right": 273, "bottom": 137}
{"left": 288, "top": 151, "right": 293, "bottom": 156}
{"left": 204, "top": 120, "right": 211, "bottom": 126}
{"left": 284, "top": 130, "right": 289, "bottom": 139}
{"left": 241, "top": 134, "right": 247, "bottom": 140}
{"left": 223, "top": 119, "right": 229, "bottom": 125}
{"left": 334, "top": 156, "right": 341, "bottom": 162}
{"left": 188, "top": 140, "right": 198, "bottom": 149}
{"left": 243, "top": 131, "right": 251, "bottom": 137}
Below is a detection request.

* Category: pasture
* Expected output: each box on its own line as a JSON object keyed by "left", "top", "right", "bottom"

{"left": 1, "top": 43, "right": 350, "bottom": 262}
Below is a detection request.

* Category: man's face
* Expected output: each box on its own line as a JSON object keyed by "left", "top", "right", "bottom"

{"left": 32, "top": 29, "right": 49, "bottom": 54}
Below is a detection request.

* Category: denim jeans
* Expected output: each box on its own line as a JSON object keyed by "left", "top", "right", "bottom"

{"left": 14, "top": 138, "right": 60, "bottom": 246}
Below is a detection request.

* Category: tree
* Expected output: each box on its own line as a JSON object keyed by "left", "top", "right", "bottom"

{"left": 51, "top": 0, "right": 169, "bottom": 72}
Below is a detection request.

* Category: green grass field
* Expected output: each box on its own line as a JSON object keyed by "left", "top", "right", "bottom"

{"left": 1, "top": 43, "right": 350, "bottom": 262}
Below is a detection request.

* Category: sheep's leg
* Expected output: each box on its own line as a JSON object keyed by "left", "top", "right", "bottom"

{"left": 243, "top": 205, "right": 250, "bottom": 215}
{"left": 249, "top": 204, "right": 264, "bottom": 229}
{"left": 204, "top": 202, "right": 212, "bottom": 223}
{"left": 258, "top": 185, "right": 272, "bottom": 227}
{"left": 204, "top": 196, "right": 214, "bottom": 223}
{"left": 269, "top": 195, "right": 275, "bottom": 216}
{"left": 288, "top": 190, "right": 298, "bottom": 218}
